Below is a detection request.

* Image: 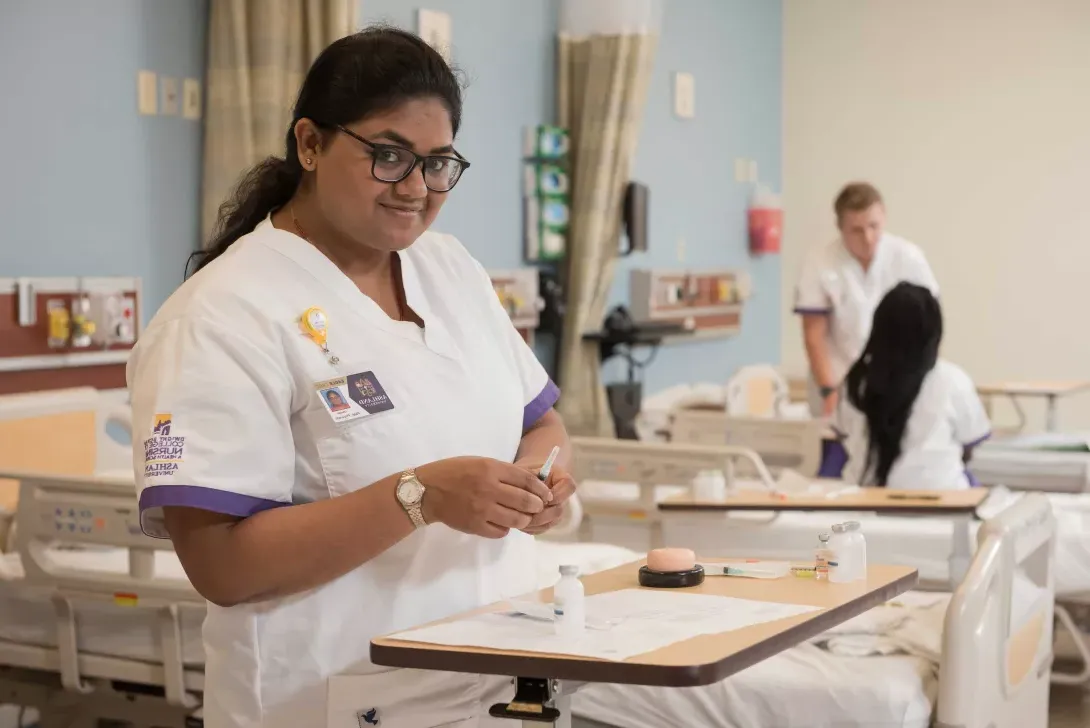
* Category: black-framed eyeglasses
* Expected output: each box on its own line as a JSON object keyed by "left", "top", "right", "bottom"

{"left": 336, "top": 125, "right": 470, "bottom": 193}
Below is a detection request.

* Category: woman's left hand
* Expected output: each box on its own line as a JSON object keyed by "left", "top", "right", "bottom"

{"left": 512, "top": 459, "right": 577, "bottom": 535}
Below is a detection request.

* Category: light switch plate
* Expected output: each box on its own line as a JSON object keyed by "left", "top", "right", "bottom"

{"left": 138, "top": 70, "right": 157, "bottom": 115}
{"left": 734, "top": 158, "right": 747, "bottom": 183}
{"left": 747, "top": 159, "right": 759, "bottom": 182}
{"left": 161, "top": 77, "right": 179, "bottom": 116}
{"left": 418, "top": 9, "right": 453, "bottom": 63}
{"left": 674, "top": 72, "right": 695, "bottom": 119}
{"left": 182, "top": 78, "right": 202, "bottom": 120}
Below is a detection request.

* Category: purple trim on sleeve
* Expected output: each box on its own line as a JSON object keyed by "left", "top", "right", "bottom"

{"left": 138, "top": 485, "right": 288, "bottom": 539}
{"left": 794, "top": 307, "right": 832, "bottom": 315}
{"left": 965, "top": 469, "right": 981, "bottom": 487}
{"left": 964, "top": 431, "right": 992, "bottom": 448}
{"left": 818, "top": 438, "right": 848, "bottom": 479}
{"left": 523, "top": 379, "right": 561, "bottom": 431}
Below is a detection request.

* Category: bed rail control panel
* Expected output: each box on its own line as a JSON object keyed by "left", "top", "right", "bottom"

{"left": 13, "top": 473, "right": 200, "bottom": 606}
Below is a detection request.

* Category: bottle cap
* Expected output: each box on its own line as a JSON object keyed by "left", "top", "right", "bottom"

{"left": 831, "top": 523, "right": 849, "bottom": 533}
{"left": 559, "top": 564, "right": 580, "bottom": 576}
{"left": 844, "top": 521, "right": 861, "bottom": 531}
{"left": 818, "top": 532, "right": 830, "bottom": 542}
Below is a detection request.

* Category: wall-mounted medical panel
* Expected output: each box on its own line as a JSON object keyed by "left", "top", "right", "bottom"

{"left": 629, "top": 268, "right": 752, "bottom": 335}
{"left": 488, "top": 268, "right": 544, "bottom": 345}
{"left": 0, "top": 276, "right": 141, "bottom": 395}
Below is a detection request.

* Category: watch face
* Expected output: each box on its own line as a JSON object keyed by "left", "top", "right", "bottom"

{"left": 397, "top": 477, "right": 423, "bottom": 505}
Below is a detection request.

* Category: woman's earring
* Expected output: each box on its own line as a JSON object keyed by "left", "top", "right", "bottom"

{"left": 305, "top": 157, "right": 314, "bottom": 166}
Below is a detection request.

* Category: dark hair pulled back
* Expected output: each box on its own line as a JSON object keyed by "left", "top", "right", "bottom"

{"left": 187, "top": 25, "right": 462, "bottom": 277}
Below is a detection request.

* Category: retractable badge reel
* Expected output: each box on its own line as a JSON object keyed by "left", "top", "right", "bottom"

{"left": 300, "top": 306, "right": 339, "bottom": 365}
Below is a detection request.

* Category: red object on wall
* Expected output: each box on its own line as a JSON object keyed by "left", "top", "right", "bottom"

{"left": 748, "top": 187, "right": 783, "bottom": 255}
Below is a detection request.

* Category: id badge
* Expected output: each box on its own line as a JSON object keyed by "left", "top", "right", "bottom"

{"left": 314, "top": 370, "right": 395, "bottom": 424}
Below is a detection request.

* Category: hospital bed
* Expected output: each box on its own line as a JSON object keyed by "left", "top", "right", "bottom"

{"left": 564, "top": 435, "right": 1090, "bottom": 691}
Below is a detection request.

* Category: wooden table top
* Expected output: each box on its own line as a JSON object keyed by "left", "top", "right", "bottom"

{"left": 658, "top": 486, "right": 988, "bottom": 515}
{"left": 371, "top": 559, "right": 917, "bottom": 687}
{"left": 976, "top": 380, "right": 1090, "bottom": 397}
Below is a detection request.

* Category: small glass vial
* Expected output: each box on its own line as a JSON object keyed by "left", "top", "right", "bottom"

{"left": 814, "top": 532, "right": 832, "bottom": 580}
{"left": 828, "top": 523, "right": 853, "bottom": 583}
{"left": 844, "top": 521, "right": 867, "bottom": 581}
{"left": 553, "top": 564, "right": 586, "bottom": 638}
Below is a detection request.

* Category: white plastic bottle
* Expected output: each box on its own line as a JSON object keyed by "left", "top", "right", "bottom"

{"left": 844, "top": 521, "right": 867, "bottom": 581}
{"left": 553, "top": 565, "right": 586, "bottom": 638}
{"left": 693, "top": 469, "right": 728, "bottom": 501}
{"left": 827, "top": 523, "right": 853, "bottom": 583}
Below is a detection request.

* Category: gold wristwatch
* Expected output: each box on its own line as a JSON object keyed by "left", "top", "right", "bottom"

{"left": 396, "top": 469, "right": 427, "bottom": 528}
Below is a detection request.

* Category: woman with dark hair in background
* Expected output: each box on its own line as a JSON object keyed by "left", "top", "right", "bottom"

{"left": 127, "top": 26, "right": 574, "bottom": 727}
{"left": 835, "top": 282, "right": 992, "bottom": 489}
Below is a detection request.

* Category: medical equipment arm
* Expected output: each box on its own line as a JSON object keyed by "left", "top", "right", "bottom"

{"left": 801, "top": 315, "right": 835, "bottom": 389}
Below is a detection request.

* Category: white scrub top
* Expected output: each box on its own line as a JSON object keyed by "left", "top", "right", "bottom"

{"left": 835, "top": 359, "right": 992, "bottom": 489}
{"left": 794, "top": 233, "right": 939, "bottom": 387}
{"left": 127, "top": 218, "right": 560, "bottom": 728}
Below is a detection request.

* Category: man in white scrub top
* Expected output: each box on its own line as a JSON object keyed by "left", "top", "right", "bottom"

{"left": 794, "top": 183, "right": 939, "bottom": 416}
{"left": 128, "top": 28, "right": 575, "bottom": 728}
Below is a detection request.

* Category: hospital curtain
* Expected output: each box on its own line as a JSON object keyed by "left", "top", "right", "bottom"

{"left": 554, "top": 0, "right": 660, "bottom": 437}
{"left": 199, "top": 0, "right": 357, "bottom": 244}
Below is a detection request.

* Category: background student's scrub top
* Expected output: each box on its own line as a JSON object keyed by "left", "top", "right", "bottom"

{"left": 835, "top": 359, "right": 992, "bottom": 489}
{"left": 794, "top": 233, "right": 940, "bottom": 398}
{"left": 128, "top": 218, "right": 561, "bottom": 728}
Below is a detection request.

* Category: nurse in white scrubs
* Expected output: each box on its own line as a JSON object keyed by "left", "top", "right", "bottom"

{"left": 128, "top": 27, "right": 574, "bottom": 728}
{"left": 833, "top": 282, "right": 992, "bottom": 489}
{"left": 794, "top": 182, "right": 939, "bottom": 417}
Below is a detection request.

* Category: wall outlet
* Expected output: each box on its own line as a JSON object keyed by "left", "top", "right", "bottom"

{"left": 137, "top": 70, "right": 157, "bottom": 115}
{"left": 160, "top": 77, "right": 179, "bottom": 116}
{"left": 182, "top": 78, "right": 202, "bottom": 120}
{"left": 734, "top": 158, "right": 747, "bottom": 183}
{"left": 674, "top": 72, "right": 695, "bottom": 119}
{"left": 747, "top": 159, "right": 759, "bottom": 183}
{"left": 418, "top": 9, "right": 452, "bottom": 63}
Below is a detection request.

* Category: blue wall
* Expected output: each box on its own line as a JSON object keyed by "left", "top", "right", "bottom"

{"left": 0, "top": 0, "right": 781, "bottom": 394}
{"left": 0, "top": 0, "right": 207, "bottom": 316}
{"left": 362, "top": 0, "right": 783, "bottom": 393}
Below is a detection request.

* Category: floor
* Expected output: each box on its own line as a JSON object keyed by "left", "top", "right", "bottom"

{"left": 1050, "top": 681, "right": 1089, "bottom": 727}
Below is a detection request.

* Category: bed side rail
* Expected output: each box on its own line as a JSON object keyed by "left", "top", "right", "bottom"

{"left": 937, "top": 492, "right": 1055, "bottom": 728}
{"left": 14, "top": 474, "right": 200, "bottom": 605}
{"left": 570, "top": 436, "right": 776, "bottom": 512}
{"left": 670, "top": 411, "right": 825, "bottom": 477}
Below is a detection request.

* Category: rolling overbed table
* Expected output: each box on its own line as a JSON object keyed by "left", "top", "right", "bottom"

{"left": 659, "top": 487, "right": 990, "bottom": 588}
{"left": 371, "top": 559, "right": 917, "bottom": 726}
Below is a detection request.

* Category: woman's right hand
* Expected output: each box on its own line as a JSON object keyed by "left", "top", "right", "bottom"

{"left": 416, "top": 457, "right": 554, "bottom": 538}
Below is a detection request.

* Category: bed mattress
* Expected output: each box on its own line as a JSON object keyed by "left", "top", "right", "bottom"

{"left": 971, "top": 445, "right": 1090, "bottom": 492}
{"left": 581, "top": 483, "right": 1090, "bottom": 597}
{"left": 573, "top": 591, "right": 950, "bottom": 728}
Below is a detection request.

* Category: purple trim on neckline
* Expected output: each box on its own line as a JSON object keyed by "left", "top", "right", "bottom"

{"left": 523, "top": 380, "right": 561, "bottom": 431}
{"left": 965, "top": 431, "right": 992, "bottom": 448}
{"left": 138, "top": 485, "right": 288, "bottom": 539}
{"left": 794, "top": 307, "right": 831, "bottom": 315}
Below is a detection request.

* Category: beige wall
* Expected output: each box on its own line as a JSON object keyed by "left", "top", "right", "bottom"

{"left": 782, "top": 0, "right": 1090, "bottom": 431}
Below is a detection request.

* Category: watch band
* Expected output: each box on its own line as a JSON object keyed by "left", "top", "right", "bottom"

{"left": 406, "top": 503, "right": 426, "bottom": 529}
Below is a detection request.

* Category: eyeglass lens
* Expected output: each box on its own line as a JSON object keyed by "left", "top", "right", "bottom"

{"left": 372, "top": 146, "right": 464, "bottom": 192}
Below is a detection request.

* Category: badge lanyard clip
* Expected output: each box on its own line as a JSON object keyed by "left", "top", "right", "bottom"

{"left": 300, "top": 306, "right": 339, "bottom": 366}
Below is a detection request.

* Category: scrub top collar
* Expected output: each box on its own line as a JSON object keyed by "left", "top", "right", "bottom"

{"left": 257, "top": 217, "right": 461, "bottom": 360}
{"left": 840, "top": 232, "right": 891, "bottom": 282}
